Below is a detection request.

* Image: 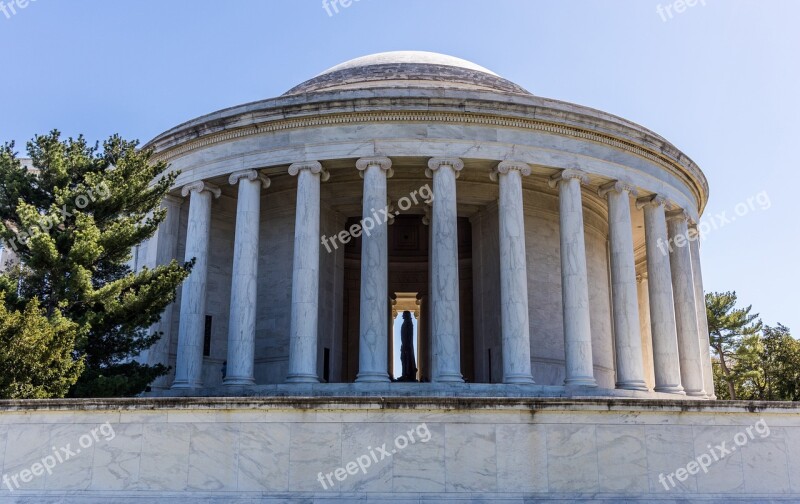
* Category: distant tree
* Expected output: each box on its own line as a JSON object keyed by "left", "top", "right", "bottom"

{"left": 0, "top": 293, "right": 83, "bottom": 399}
{"left": 706, "top": 291, "right": 761, "bottom": 400}
{"left": 0, "top": 131, "right": 191, "bottom": 397}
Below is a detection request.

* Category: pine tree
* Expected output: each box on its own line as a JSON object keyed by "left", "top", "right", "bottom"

{"left": 705, "top": 291, "right": 761, "bottom": 400}
{"left": 0, "top": 131, "right": 191, "bottom": 397}
{"left": 0, "top": 293, "right": 84, "bottom": 399}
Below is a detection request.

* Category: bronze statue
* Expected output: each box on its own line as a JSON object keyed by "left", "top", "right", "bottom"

{"left": 399, "top": 311, "right": 418, "bottom": 381}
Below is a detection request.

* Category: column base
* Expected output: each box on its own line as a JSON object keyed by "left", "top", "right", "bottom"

{"left": 615, "top": 380, "right": 650, "bottom": 392}
{"left": 171, "top": 380, "right": 203, "bottom": 390}
{"left": 223, "top": 377, "right": 256, "bottom": 386}
{"left": 654, "top": 384, "right": 686, "bottom": 395}
{"left": 565, "top": 377, "right": 597, "bottom": 387}
{"left": 355, "top": 372, "right": 391, "bottom": 383}
{"left": 503, "top": 374, "right": 536, "bottom": 385}
{"left": 434, "top": 373, "right": 465, "bottom": 383}
{"left": 685, "top": 389, "right": 707, "bottom": 397}
{"left": 286, "top": 373, "right": 320, "bottom": 384}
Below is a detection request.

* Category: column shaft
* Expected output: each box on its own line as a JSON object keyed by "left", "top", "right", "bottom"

{"left": 356, "top": 157, "right": 392, "bottom": 383}
{"left": 639, "top": 196, "right": 684, "bottom": 394}
{"left": 172, "top": 181, "right": 220, "bottom": 389}
{"left": 225, "top": 170, "right": 268, "bottom": 386}
{"left": 428, "top": 158, "right": 464, "bottom": 383}
{"left": 146, "top": 195, "right": 182, "bottom": 390}
{"left": 689, "top": 229, "right": 716, "bottom": 398}
{"left": 494, "top": 161, "right": 534, "bottom": 384}
{"left": 667, "top": 211, "right": 705, "bottom": 396}
{"left": 551, "top": 170, "right": 596, "bottom": 387}
{"left": 602, "top": 182, "right": 648, "bottom": 391}
{"left": 287, "top": 162, "right": 326, "bottom": 383}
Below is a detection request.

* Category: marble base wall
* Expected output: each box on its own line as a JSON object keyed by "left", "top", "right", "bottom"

{"left": 1, "top": 398, "right": 798, "bottom": 503}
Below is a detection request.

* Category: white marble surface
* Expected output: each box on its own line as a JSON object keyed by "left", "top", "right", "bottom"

{"left": 355, "top": 157, "right": 392, "bottom": 383}
{"left": 690, "top": 232, "right": 717, "bottom": 399}
{"left": 286, "top": 162, "right": 325, "bottom": 383}
{"left": 551, "top": 170, "right": 596, "bottom": 387}
{"left": 172, "top": 182, "right": 220, "bottom": 389}
{"left": 1, "top": 400, "right": 799, "bottom": 501}
{"left": 639, "top": 196, "right": 684, "bottom": 394}
{"left": 602, "top": 182, "right": 647, "bottom": 391}
{"left": 225, "top": 170, "right": 269, "bottom": 386}
{"left": 428, "top": 157, "right": 464, "bottom": 383}
{"left": 494, "top": 162, "right": 535, "bottom": 384}
{"left": 667, "top": 210, "right": 706, "bottom": 397}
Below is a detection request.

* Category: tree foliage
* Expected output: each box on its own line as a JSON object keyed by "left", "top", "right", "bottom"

{"left": 0, "top": 293, "right": 84, "bottom": 399}
{"left": 0, "top": 131, "right": 191, "bottom": 397}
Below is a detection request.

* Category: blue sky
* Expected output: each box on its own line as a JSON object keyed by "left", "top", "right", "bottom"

{"left": 2, "top": 0, "right": 798, "bottom": 333}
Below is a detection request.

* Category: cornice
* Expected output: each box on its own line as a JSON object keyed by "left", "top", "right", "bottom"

{"left": 149, "top": 110, "right": 707, "bottom": 213}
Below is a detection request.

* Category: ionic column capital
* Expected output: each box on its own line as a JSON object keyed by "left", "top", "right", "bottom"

{"left": 229, "top": 169, "right": 271, "bottom": 189}
{"left": 666, "top": 208, "right": 691, "bottom": 223}
{"left": 288, "top": 161, "right": 330, "bottom": 182}
{"left": 426, "top": 157, "right": 464, "bottom": 179}
{"left": 548, "top": 169, "right": 589, "bottom": 188}
{"left": 490, "top": 160, "right": 531, "bottom": 182}
{"left": 356, "top": 156, "right": 393, "bottom": 178}
{"left": 181, "top": 181, "right": 221, "bottom": 199}
{"left": 163, "top": 194, "right": 184, "bottom": 206}
{"left": 599, "top": 180, "right": 639, "bottom": 198}
{"left": 635, "top": 194, "right": 669, "bottom": 210}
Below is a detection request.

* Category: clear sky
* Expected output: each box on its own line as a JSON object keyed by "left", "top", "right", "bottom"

{"left": 1, "top": 0, "right": 798, "bottom": 333}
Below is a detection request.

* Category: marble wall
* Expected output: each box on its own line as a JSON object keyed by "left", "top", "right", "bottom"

{"left": 0, "top": 398, "right": 797, "bottom": 502}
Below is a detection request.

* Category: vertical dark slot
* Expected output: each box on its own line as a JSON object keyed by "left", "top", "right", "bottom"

{"left": 487, "top": 348, "right": 492, "bottom": 383}
{"left": 203, "top": 315, "right": 212, "bottom": 357}
{"left": 323, "top": 348, "right": 331, "bottom": 383}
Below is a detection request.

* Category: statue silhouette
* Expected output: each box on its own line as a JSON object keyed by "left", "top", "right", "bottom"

{"left": 399, "top": 311, "right": 418, "bottom": 381}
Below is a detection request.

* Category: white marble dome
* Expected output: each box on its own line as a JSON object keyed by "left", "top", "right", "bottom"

{"left": 284, "top": 50, "right": 531, "bottom": 95}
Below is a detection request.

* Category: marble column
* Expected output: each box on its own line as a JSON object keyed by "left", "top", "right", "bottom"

{"left": 689, "top": 223, "right": 716, "bottom": 399}
{"left": 355, "top": 157, "right": 393, "bottom": 383}
{"left": 146, "top": 194, "right": 182, "bottom": 390}
{"left": 599, "top": 181, "right": 648, "bottom": 391}
{"left": 286, "top": 161, "right": 329, "bottom": 383}
{"left": 427, "top": 157, "right": 464, "bottom": 383}
{"left": 491, "top": 161, "right": 535, "bottom": 384}
{"left": 224, "top": 169, "right": 270, "bottom": 386}
{"left": 549, "top": 169, "right": 596, "bottom": 387}
{"left": 636, "top": 195, "right": 684, "bottom": 394}
{"left": 667, "top": 210, "right": 706, "bottom": 397}
{"left": 172, "top": 181, "right": 220, "bottom": 389}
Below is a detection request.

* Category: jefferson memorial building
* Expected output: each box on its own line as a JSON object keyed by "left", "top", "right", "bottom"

{"left": 140, "top": 51, "right": 714, "bottom": 399}
{"left": 7, "top": 51, "right": 800, "bottom": 504}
